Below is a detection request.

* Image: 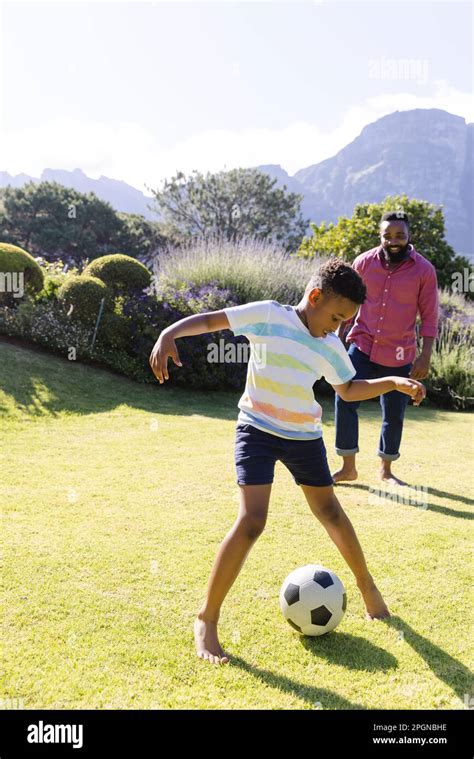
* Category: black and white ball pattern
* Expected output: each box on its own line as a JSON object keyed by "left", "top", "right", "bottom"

{"left": 280, "top": 564, "right": 347, "bottom": 636}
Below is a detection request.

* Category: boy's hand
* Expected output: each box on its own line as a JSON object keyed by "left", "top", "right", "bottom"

{"left": 149, "top": 332, "right": 183, "bottom": 384}
{"left": 393, "top": 377, "right": 426, "bottom": 406}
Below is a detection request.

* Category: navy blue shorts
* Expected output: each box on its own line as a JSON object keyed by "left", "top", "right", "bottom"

{"left": 234, "top": 423, "right": 334, "bottom": 487}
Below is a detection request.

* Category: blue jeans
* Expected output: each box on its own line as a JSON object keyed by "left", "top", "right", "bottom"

{"left": 334, "top": 344, "right": 413, "bottom": 461}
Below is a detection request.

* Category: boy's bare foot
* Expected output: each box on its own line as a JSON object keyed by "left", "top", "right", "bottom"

{"left": 194, "top": 616, "right": 230, "bottom": 665}
{"left": 332, "top": 467, "right": 358, "bottom": 483}
{"left": 357, "top": 578, "right": 391, "bottom": 620}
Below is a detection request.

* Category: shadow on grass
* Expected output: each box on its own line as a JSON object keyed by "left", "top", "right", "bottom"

{"left": 299, "top": 631, "right": 398, "bottom": 671}
{"left": 386, "top": 615, "right": 473, "bottom": 703}
{"left": 1, "top": 337, "right": 462, "bottom": 429}
{"left": 0, "top": 337, "right": 238, "bottom": 420}
{"left": 335, "top": 482, "right": 474, "bottom": 519}
{"left": 229, "top": 617, "right": 472, "bottom": 708}
{"left": 227, "top": 654, "right": 366, "bottom": 710}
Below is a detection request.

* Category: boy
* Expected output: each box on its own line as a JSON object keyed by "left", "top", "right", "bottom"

{"left": 149, "top": 258, "right": 426, "bottom": 665}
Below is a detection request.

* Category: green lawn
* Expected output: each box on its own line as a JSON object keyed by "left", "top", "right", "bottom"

{"left": 1, "top": 338, "right": 473, "bottom": 710}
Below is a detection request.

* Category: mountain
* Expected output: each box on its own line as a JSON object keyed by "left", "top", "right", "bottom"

{"left": 256, "top": 164, "right": 321, "bottom": 223}
{"left": 0, "top": 168, "right": 156, "bottom": 220}
{"left": 257, "top": 109, "right": 473, "bottom": 258}
{"left": 1, "top": 109, "right": 472, "bottom": 255}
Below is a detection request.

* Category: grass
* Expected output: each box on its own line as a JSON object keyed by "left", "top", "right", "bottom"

{"left": 1, "top": 338, "right": 473, "bottom": 710}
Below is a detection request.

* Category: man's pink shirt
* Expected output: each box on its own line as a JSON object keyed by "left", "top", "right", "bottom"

{"left": 346, "top": 244, "right": 439, "bottom": 367}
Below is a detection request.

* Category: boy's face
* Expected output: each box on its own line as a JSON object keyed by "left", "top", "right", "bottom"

{"left": 304, "top": 288, "right": 359, "bottom": 338}
{"left": 380, "top": 220, "right": 410, "bottom": 259}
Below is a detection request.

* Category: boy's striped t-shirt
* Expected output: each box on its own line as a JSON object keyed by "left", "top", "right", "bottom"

{"left": 223, "top": 299, "right": 356, "bottom": 440}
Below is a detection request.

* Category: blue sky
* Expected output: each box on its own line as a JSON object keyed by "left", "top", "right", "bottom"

{"left": 0, "top": 1, "right": 472, "bottom": 191}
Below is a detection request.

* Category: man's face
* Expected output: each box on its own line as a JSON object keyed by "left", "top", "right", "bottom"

{"left": 306, "top": 289, "right": 359, "bottom": 338}
{"left": 380, "top": 220, "right": 410, "bottom": 261}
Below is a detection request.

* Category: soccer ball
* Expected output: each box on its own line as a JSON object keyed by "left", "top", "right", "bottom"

{"left": 280, "top": 564, "right": 347, "bottom": 636}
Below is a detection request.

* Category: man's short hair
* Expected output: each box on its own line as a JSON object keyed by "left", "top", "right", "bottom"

{"left": 307, "top": 257, "right": 366, "bottom": 306}
{"left": 380, "top": 211, "right": 410, "bottom": 228}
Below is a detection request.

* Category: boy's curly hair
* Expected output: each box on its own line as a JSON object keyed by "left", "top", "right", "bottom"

{"left": 307, "top": 257, "right": 366, "bottom": 305}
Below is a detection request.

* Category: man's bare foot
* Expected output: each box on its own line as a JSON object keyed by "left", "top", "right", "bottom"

{"left": 379, "top": 469, "right": 408, "bottom": 487}
{"left": 194, "top": 616, "right": 230, "bottom": 665}
{"left": 332, "top": 467, "right": 358, "bottom": 483}
{"left": 357, "top": 578, "right": 391, "bottom": 620}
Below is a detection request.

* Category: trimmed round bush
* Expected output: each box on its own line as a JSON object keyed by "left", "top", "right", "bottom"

{"left": 57, "top": 275, "right": 111, "bottom": 321}
{"left": 0, "top": 243, "right": 45, "bottom": 304}
{"left": 35, "top": 274, "right": 67, "bottom": 304}
{"left": 82, "top": 254, "right": 151, "bottom": 294}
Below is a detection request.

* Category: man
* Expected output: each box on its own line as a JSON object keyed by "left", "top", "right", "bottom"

{"left": 332, "top": 211, "right": 439, "bottom": 486}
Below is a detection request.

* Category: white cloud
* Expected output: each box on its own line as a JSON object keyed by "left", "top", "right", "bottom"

{"left": 1, "top": 80, "right": 472, "bottom": 192}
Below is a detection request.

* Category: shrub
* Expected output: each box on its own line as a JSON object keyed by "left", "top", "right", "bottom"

{"left": 82, "top": 254, "right": 152, "bottom": 295}
{"left": 0, "top": 243, "right": 45, "bottom": 305}
{"left": 34, "top": 258, "right": 78, "bottom": 304}
{"left": 57, "top": 275, "right": 111, "bottom": 322}
{"left": 120, "top": 290, "right": 248, "bottom": 388}
{"left": 150, "top": 235, "right": 317, "bottom": 306}
{"left": 2, "top": 236, "right": 473, "bottom": 406}
{"left": 438, "top": 287, "right": 474, "bottom": 328}
{"left": 0, "top": 300, "right": 92, "bottom": 356}
{"left": 424, "top": 320, "right": 473, "bottom": 409}
{"left": 35, "top": 274, "right": 66, "bottom": 304}
{"left": 155, "top": 279, "right": 240, "bottom": 314}
{"left": 95, "top": 311, "right": 131, "bottom": 351}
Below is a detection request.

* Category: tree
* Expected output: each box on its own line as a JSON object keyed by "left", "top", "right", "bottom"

{"left": 296, "top": 195, "right": 470, "bottom": 290}
{"left": 148, "top": 168, "right": 309, "bottom": 252}
{"left": 115, "top": 213, "right": 170, "bottom": 265}
{"left": 0, "top": 182, "right": 170, "bottom": 266}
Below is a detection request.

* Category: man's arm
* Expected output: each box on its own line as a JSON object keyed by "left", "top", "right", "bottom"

{"left": 336, "top": 257, "right": 362, "bottom": 345}
{"left": 336, "top": 318, "right": 354, "bottom": 347}
{"left": 149, "top": 310, "right": 231, "bottom": 383}
{"left": 332, "top": 377, "right": 426, "bottom": 405}
{"left": 410, "top": 336, "right": 435, "bottom": 380}
{"left": 410, "top": 267, "right": 439, "bottom": 379}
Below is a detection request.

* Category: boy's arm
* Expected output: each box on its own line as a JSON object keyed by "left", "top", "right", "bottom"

{"left": 149, "top": 310, "right": 230, "bottom": 383}
{"left": 332, "top": 377, "right": 426, "bottom": 406}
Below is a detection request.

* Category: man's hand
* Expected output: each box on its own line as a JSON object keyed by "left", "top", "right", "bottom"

{"left": 409, "top": 353, "right": 431, "bottom": 380}
{"left": 393, "top": 377, "right": 426, "bottom": 406}
{"left": 149, "top": 332, "right": 183, "bottom": 384}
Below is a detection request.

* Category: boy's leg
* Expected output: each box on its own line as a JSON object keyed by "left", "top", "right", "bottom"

{"left": 376, "top": 360, "right": 413, "bottom": 486}
{"left": 333, "top": 346, "right": 375, "bottom": 483}
{"left": 195, "top": 483, "right": 272, "bottom": 664}
{"left": 299, "top": 483, "right": 390, "bottom": 619}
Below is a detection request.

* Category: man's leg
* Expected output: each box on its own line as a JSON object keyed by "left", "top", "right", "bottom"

{"left": 299, "top": 483, "right": 390, "bottom": 619}
{"left": 195, "top": 483, "right": 272, "bottom": 664}
{"left": 333, "top": 345, "right": 375, "bottom": 483}
{"left": 377, "top": 361, "right": 413, "bottom": 485}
